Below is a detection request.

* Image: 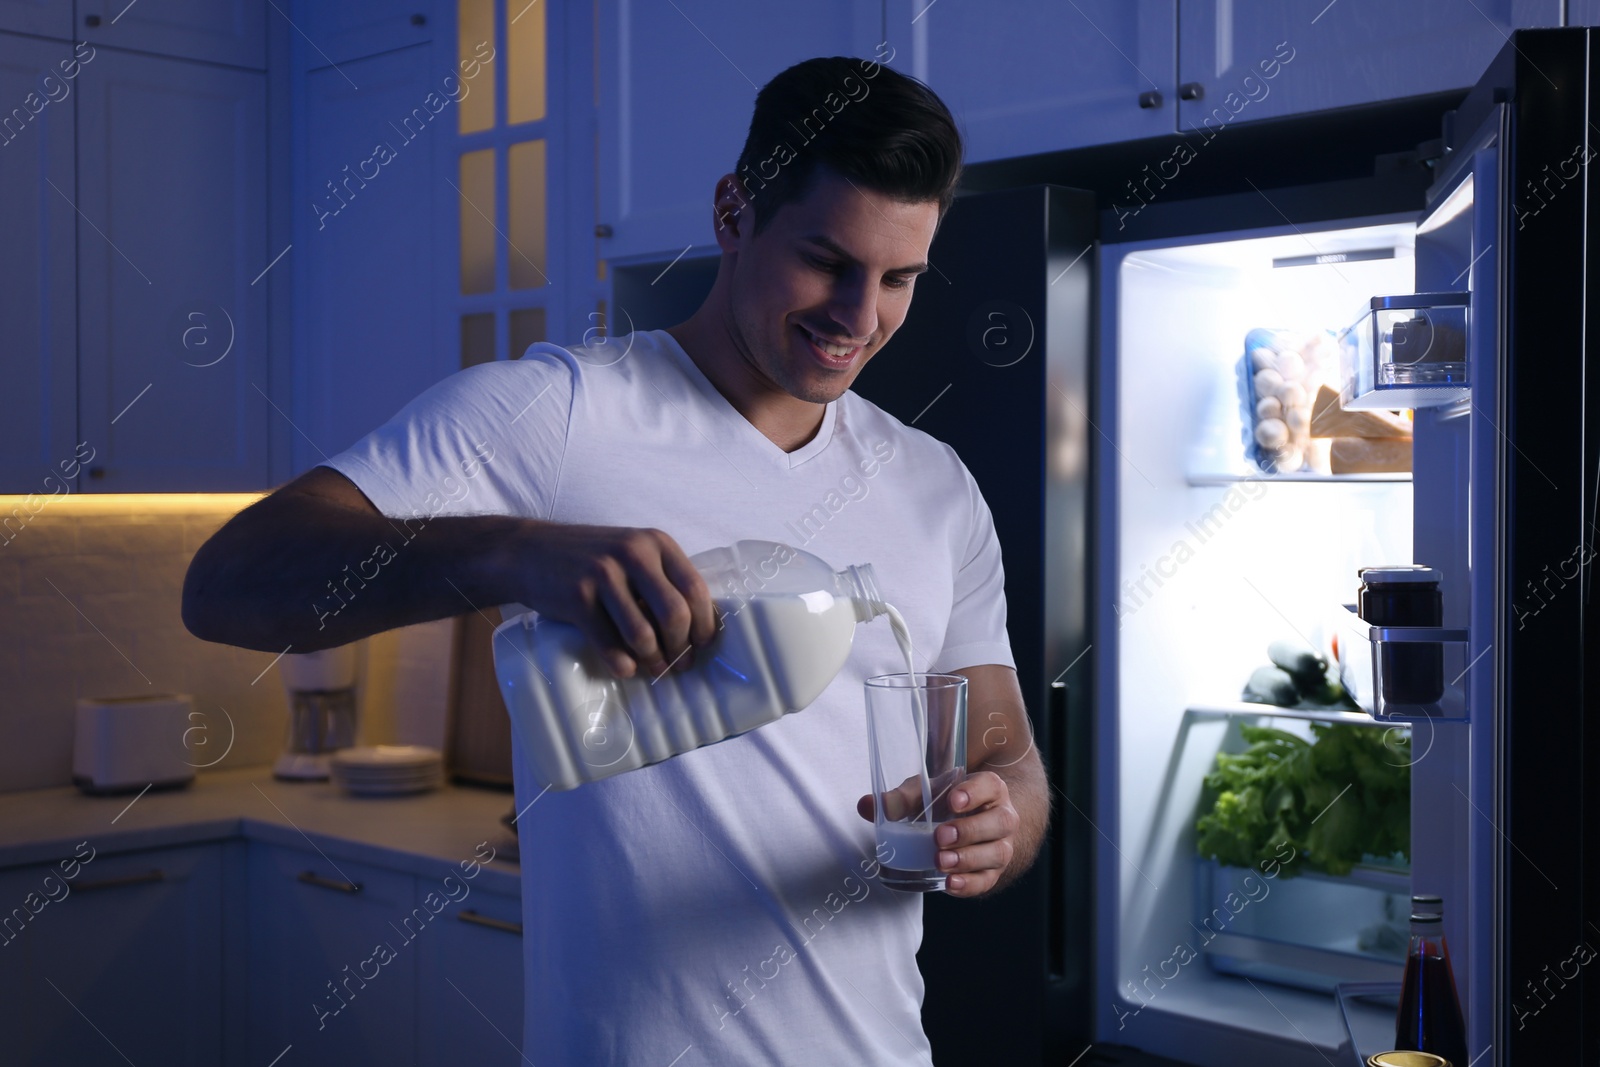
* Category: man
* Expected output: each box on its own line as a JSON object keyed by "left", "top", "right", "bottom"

{"left": 184, "top": 54, "right": 1048, "bottom": 1066}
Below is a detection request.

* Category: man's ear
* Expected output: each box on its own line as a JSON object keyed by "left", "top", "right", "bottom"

{"left": 712, "top": 174, "right": 752, "bottom": 250}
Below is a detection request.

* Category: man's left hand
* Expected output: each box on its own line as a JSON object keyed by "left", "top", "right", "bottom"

{"left": 856, "top": 769, "right": 1021, "bottom": 897}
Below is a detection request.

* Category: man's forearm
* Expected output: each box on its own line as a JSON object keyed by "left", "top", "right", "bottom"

{"left": 183, "top": 492, "right": 519, "bottom": 653}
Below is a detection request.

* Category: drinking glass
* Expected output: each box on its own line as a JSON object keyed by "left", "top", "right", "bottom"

{"left": 864, "top": 673, "right": 968, "bottom": 892}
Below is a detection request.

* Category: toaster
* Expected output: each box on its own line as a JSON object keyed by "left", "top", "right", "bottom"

{"left": 74, "top": 694, "right": 197, "bottom": 794}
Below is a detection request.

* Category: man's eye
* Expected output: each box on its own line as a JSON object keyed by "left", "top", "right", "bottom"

{"left": 809, "top": 257, "right": 844, "bottom": 274}
{"left": 883, "top": 275, "right": 912, "bottom": 291}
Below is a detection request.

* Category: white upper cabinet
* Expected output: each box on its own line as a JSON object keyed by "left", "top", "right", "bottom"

{"left": 295, "top": 43, "right": 448, "bottom": 470}
{"left": 0, "top": 0, "right": 70, "bottom": 39}
{"left": 297, "top": 0, "right": 435, "bottom": 68}
{"left": 597, "top": 0, "right": 881, "bottom": 262}
{"left": 78, "top": 0, "right": 268, "bottom": 70}
{"left": 1175, "top": 0, "right": 1563, "bottom": 132}
{"left": 883, "top": 0, "right": 1178, "bottom": 162}
{"left": 74, "top": 48, "right": 270, "bottom": 492}
{"left": 0, "top": 34, "right": 78, "bottom": 496}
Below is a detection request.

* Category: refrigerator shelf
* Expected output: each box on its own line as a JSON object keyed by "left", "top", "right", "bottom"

{"left": 1188, "top": 703, "right": 1396, "bottom": 729}
{"left": 1337, "top": 606, "right": 1471, "bottom": 723}
{"left": 1186, "top": 471, "right": 1412, "bottom": 486}
{"left": 1198, "top": 860, "right": 1408, "bottom": 994}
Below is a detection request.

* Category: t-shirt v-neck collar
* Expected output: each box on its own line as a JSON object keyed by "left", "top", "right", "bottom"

{"left": 652, "top": 329, "right": 838, "bottom": 470}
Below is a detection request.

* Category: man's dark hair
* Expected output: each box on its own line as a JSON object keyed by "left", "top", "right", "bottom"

{"left": 730, "top": 55, "right": 963, "bottom": 235}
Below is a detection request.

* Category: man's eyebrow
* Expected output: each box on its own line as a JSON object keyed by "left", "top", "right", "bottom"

{"left": 801, "top": 235, "right": 928, "bottom": 275}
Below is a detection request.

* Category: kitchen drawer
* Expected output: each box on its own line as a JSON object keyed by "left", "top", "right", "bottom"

{"left": 245, "top": 842, "right": 418, "bottom": 1066}
{"left": 0, "top": 841, "right": 224, "bottom": 1066}
{"left": 416, "top": 879, "right": 525, "bottom": 1064}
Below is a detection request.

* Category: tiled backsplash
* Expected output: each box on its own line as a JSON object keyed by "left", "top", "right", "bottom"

{"left": 0, "top": 495, "right": 454, "bottom": 793}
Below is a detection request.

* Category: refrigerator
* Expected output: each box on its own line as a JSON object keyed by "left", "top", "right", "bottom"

{"left": 870, "top": 26, "right": 1598, "bottom": 1067}
{"left": 1088, "top": 27, "right": 1597, "bottom": 1067}
{"left": 611, "top": 28, "right": 1599, "bottom": 1066}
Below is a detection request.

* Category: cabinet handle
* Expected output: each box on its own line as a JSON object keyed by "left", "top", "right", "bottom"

{"left": 84, "top": 14, "right": 101, "bottom": 27}
{"left": 411, "top": 13, "right": 427, "bottom": 26}
{"left": 1179, "top": 82, "right": 1204, "bottom": 101}
{"left": 1137, "top": 90, "right": 1163, "bottom": 110}
{"left": 594, "top": 224, "right": 613, "bottom": 238}
{"left": 457, "top": 909, "right": 522, "bottom": 936}
{"left": 75, "top": 869, "right": 164, "bottom": 892}
{"left": 298, "top": 870, "right": 363, "bottom": 894}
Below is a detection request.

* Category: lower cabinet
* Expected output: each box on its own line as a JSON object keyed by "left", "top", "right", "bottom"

{"left": 0, "top": 842, "right": 225, "bottom": 1066}
{"left": 415, "top": 880, "right": 525, "bottom": 1065}
{"left": 244, "top": 841, "right": 525, "bottom": 1067}
{"left": 0, "top": 835, "right": 524, "bottom": 1066}
{"left": 245, "top": 843, "right": 420, "bottom": 1065}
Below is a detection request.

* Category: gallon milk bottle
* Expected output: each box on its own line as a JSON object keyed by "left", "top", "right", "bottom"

{"left": 493, "top": 540, "right": 887, "bottom": 791}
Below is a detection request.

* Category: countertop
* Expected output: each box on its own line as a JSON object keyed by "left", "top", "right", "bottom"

{"left": 0, "top": 766, "right": 522, "bottom": 894}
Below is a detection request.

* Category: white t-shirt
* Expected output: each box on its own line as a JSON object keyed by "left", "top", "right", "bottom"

{"left": 325, "top": 329, "right": 1014, "bottom": 1066}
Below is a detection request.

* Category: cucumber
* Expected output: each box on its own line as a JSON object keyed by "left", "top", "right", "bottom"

{"left": 1244, "top": 666, "right": 1299, "bottom": 707}
{"left": 1268, "top": 639, "right": 1326, "bottom": 686}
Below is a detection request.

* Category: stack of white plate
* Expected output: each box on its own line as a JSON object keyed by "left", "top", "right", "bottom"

{"left": 330, "top": 746, "right": 445, "bottom": 796}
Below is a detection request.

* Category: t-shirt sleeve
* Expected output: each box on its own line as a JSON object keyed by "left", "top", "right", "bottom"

{"left": 930, "top": 462, "right": 1016, "bottom": 674}
{"left": 323, "top": 344, "right": 577, "bottom": 522}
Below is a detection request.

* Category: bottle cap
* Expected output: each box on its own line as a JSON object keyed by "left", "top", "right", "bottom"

{"left": 1409, "top": 912, "right": 1443, "bottom": 924}
{"left": 1359, "top": 565, "right": 1440, "bottom": 584}
{"left": 1367, "top": 1053, "right": 1449, "bottom": 1067}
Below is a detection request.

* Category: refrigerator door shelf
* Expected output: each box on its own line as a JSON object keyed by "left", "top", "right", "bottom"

{"left": 1339, "top": 293, "right": 1470, "bottom": 411}
{"left": 1337, "top": 606, "right": 1470, "bottom": 723}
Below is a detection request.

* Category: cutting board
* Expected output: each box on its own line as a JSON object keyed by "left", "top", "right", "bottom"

{"left": 445, "top": 609, "right": 514, "bottom": 788}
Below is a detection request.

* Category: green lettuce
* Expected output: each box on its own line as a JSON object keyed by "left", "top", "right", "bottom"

{"left": 1195, "top": 723, "right": 1409, "bottom": 877}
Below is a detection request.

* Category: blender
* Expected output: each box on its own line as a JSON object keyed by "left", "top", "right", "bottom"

{"left": 274, "top": 643, "right": 361, "bottom": 779}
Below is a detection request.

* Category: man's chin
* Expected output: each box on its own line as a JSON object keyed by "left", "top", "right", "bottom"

{"left": 785, "top": 377, "right": 852, "bottom": 405}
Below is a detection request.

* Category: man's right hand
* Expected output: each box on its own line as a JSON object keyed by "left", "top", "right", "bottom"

{"left": 488, "top": 522, "right": 719, "bottom": 679}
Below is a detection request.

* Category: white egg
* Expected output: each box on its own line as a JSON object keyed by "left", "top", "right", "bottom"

{"left": 1256, "top": 396, "right": 1282, "bottom": 421}
{"left": 1255, "top": 417, "right": 1289, "bottom": 450}
{"left": 1275, "top": 351, "right": 1306, "bottom": 383}
{"left": 1279, "top": 382, "right": 1307, "bottom": 409}
{"left": 1251, "top": 348, "right": 1279, "bottom": 371}
{"left": 1254, "top": 368, "right": 1284, "bottom": 399}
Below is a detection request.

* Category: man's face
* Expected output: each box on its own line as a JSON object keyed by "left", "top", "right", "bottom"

{"left": 723, "top": 168, "right": 939, "bottom": 404}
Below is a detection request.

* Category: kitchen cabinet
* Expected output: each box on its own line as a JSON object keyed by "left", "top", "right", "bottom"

{"left": 294, "top": 0, "right": 433, "bottom": 70}
{"left": 0, "top": 33, "right": 78, "bottom": 496}
{"left": 77, "top": 0, "right": 267, "bottom": 71}
{"left": 74, "top": 47, "right": 271, "bottom": 492}
{"left": 596, "top": 0, "right": 881, "bottom": 262}
{"left": 293, "top": 42, "right": 451, "bottom": 469}
{"left": 0, "top": 843, "right": 224, "bottom": 1067}
{"left": 246, "top": 843, "right": 419, "bottom": 1064}
{"left": 1174, "top": 0, "right": 1562, "bottom": 132}
{"left": 882, "top": 0, "right": 1177, "bottom": 162}
{"left": 0, "top": 0, "right": 69, "bottom": 39}
{"left": 415, "top": 878, "right": 525, "bottom": 1065}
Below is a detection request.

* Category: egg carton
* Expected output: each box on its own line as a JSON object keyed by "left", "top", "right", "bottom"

{"left": 1236, "top": 327, "right": 1341, "bottom": 475}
